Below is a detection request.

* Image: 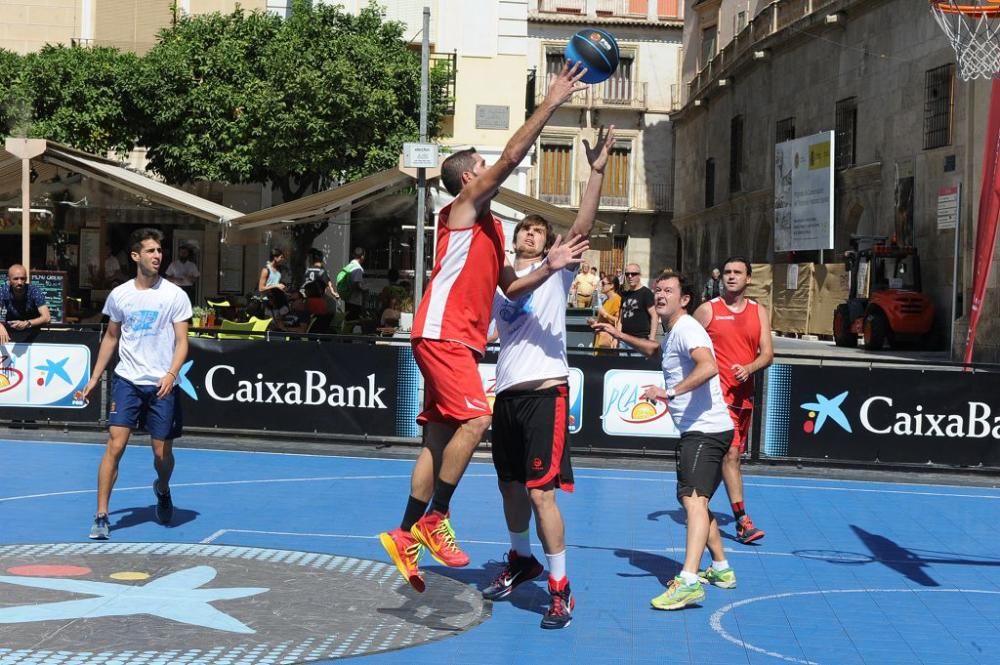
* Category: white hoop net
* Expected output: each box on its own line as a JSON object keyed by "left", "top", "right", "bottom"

{"left": 930, "top": 1, "right": 1000, "bottom": 80}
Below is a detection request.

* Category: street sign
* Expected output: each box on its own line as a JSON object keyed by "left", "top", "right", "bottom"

{"left": 403, "top": 143, "right": 439, "bottom": 168}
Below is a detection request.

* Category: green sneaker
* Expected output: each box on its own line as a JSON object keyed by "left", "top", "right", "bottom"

{"left": 650, "top": 576, "right": 704, "bottom": 610}
{"left": 697, "top": 566, "right": 737, "bottom": 589}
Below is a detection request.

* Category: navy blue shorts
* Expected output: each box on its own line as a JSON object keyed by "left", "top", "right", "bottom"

{"left": 107, "top": 375, "right": 183, "bottom": 440}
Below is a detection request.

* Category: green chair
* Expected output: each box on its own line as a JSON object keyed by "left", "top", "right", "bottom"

{"left": 217, "top": 319, "right": 258, "bottom": 340}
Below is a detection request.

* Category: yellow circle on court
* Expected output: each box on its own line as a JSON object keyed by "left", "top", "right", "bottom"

{"left": 110, "top": 571, "right": 150, "bottom": 581}
{"left": 809, "top": 411, "right": 816, "bottom": 418}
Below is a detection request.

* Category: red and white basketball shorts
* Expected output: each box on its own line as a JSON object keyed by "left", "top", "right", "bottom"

{"left": 412, "top": 338, "right": 492, "bottom": 426}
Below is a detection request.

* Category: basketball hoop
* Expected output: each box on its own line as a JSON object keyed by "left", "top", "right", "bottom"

{"left": 930, "top": 1, "right": 1000, "bottom": 80}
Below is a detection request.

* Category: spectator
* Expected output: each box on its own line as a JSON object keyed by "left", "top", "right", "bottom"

{"left": 618, "top": 263, "right": 658, "bottom": 351}
{"left": 703, "top": 268, "right": 722, "bottom": 301}
{"left": 257, "top": 247, "right": 288, "bottom": 319}
{"left": 301, "top": 248, "right": 340, "bottom": 306}
{"left": 165, "top": 244, "right": 200, "bottom": 303}
{"left": 380, "top": 295, "right": 403, "bottom": 332}
{"left": 336, "top": 247, "right": 367, "bottom": 321}
{"left": 569, "top": 260, "right": 600, "bottom": 308}
{"left": 0, "top": 264, "right": 51, "bottom": 344}
{"left": 593, "top": 275, "right": 621, "bottom": 350}
{"left": 379, "top": 267, "right": 408, "bottom": 313}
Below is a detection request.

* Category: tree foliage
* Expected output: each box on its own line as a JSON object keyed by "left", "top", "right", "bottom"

{"left": 134, "top": 0, "right": 448, "bottom": 274}
{"left": 0, "top": 48, "right": 24, "bottom": 136}
{"left": 11, "top": 45, "right": 140, "bottom": 154}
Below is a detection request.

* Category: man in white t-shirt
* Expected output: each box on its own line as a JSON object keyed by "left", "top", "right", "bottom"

{"left": 79, "top": 228, "right": 192, "bottom": 540}
{"left": 165, "top": 244, "right": 201, "bottom": 303}
{"left": 592, "top": 271, "right": 736, "bottom": 611}
{"left": 483, "top": 126, "right": 614, "bottom": 630}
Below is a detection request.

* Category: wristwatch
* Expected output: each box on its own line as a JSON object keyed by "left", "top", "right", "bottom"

{"left": 666, "top": 388, "right": 676, "bottom": 400}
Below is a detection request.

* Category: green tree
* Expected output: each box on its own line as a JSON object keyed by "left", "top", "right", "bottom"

{"left": 135, "top": 0, "right": 448, "bottom": 277}
{"left": 13, "top": 45, "right": 140, "bottom": 154}
{"left": 0, "top": 48, "right": 25, "bottom": 136}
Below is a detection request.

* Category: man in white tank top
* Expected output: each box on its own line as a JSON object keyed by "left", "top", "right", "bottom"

{"left": 592, "top": 271, "right": 737, "bottom": 611}
{"left": 482, "top": 126, "right": 615, "bottom": 630}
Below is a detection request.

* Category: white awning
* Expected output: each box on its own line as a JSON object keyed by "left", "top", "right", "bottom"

{"left": 40, "top": 142, "right": 243, "bottom": 223}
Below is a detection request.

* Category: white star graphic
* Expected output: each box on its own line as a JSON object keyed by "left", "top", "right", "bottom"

{"left": 0, "top": 565, "right": 268, "bottom": 634}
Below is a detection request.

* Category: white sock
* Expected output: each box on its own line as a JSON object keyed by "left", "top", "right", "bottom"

{"left": 510, "top": 529, "right": 532, "bottom": 558}
{"left": 712, "top": 559, "right": 730, "bottom": 572}
{"left": 679, "top": 570, "right": 700, "bottom": 585}
{"left": 546, "top": 550, "right": 566, "bottom": 581}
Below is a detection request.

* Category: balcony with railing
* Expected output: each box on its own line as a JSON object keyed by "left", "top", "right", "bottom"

{"left": 595, "top": 0, "right": 649, "bottom": 18}
{"left": 535, "top": 81, "right": 647, "bottom": 110}
{"left": 537, "top": 0, "right": 586, "bottom": 13}
{"left": 529, "top": 180, "right": 672, "bottom": 212}
{"left": 685, "top": 0, "right": 838, "bottom": 106}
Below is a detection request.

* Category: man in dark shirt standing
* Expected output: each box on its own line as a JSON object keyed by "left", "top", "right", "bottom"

{"left": 617, "top": 263, "right": 658, "bottom": 349}
{"left": 0, "top": 264, "right": 51, "bottom": 345}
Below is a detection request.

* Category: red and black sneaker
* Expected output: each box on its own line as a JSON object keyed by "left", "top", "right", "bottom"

{"left": 736, "top": 514, "right": 765, "bottom": 544}
{"left": 541, "top": 576, "right": 575, "bottom": 630}
{"left": 481, "top": 550, "right": 544, "bottom": 601}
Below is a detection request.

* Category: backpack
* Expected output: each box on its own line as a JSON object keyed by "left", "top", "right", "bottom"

{"left": 335, "top": 262, "right": 356, "bottom": 300}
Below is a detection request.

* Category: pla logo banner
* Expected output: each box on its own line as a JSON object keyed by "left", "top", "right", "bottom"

{"left": 0, "top": 343, "right": 90, "bottom": 409}
{"left": 601, "top": 369, "right": 679, "bottom": 438}
{"left": 477, "top": 364, "right": 584, "bottom": 434}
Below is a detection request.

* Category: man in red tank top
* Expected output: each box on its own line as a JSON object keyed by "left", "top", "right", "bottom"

{"left": 693, "top": 257, "right": 774, "bottom": 544}
{"left": 378, "top": 61, "right": 591, "bottom": 593}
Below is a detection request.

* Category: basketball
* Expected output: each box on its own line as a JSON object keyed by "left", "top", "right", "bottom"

{"left": 564, "top": 28, "right": 620, "bottom": 84}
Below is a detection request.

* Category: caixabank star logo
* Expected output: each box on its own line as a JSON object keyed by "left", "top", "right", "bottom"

{"left": 799, "top": 390, "right": 853, "bottom": 434}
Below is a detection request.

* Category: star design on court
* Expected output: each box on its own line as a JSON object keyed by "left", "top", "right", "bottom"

{"left": 176, "top": 359, "right": 197, "bottom": 400}
{"left": 34, "top": 356, "right": 71, "bottom": 386}
{"left": 0, "top": 565, "right": 267, "bottom": 634}
{"left": 800, "top": 391, "right": 852, "bottom": 433}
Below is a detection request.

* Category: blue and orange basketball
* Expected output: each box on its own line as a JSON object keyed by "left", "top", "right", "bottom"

{"left": 564, "top": 28, "right": 620, "bottom": 84}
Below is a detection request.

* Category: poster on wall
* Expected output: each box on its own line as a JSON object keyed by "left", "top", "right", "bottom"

{"left": 78, "top": 227, "right": 101, "bottom": 288}
{"left": 774, "top": 131, "right": 835, "bottom": 252}
{"left": 219, "top": 243, "right": 244, "bottom": 294}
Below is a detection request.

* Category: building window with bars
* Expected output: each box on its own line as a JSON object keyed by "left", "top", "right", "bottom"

{"left": 602, "top": 141, "right": 632, "bottom": 207}
{"left": 835, "top": 97, "right": 857, "bottom": 170}
{"left": 700, "top": 26, "right": 717, "bottom": 71}
{"left": 600, "top": 56, "right": 635, "bottom": 104}
{"left": 705, "top": 158, "right": 715, "bottom": 208}
{"left": 730, "top": 115, "right": 744, "bottom": 193}
{"left": 776, "top": 117, "right": 795, "bottom": 144}
{"left": 539, "top": 140, "right": 574, "bottom": 205}
{"left": 924, "top": 64, "right": 954, "bottom": 150}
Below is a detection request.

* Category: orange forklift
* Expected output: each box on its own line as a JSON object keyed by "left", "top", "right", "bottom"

{"left": 833, "top": 235, "right": 935, "bottom": 350}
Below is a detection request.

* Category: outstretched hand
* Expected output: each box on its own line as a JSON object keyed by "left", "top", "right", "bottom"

{"left": 544, "top": 61, "right": 589, "bottom": 108}
{"left": 584, "top": 124, "right": 616, "bottom": 173}
{"left": 546, "top": 233, "right": 590, "bottom": 271}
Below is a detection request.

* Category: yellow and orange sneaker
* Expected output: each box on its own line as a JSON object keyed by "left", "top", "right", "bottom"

{"left": 379, "top": 528, "right": 425, "bottom": 592}
{"left": 410, "top": 510, "right": 470, "bottom": 567}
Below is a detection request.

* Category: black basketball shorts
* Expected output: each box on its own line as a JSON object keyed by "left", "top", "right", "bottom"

{"left": 491, "top": 384, "right": 574, "bottom": 492}
{"left": 675, "top": 429, "right": 733, "bottom": 502}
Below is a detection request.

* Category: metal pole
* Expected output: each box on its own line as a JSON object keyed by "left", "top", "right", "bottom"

{"left": 21, "top": 157, "right": 30, "bottom": 275}
{"left": 413, "top": 6, "right": 430, "bottom": 311}
{"left": 950, "top": 184, "right": 962, "bottom": 358}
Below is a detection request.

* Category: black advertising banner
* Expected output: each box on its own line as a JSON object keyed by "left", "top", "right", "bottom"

{"left": 481, "top": 350, "right": 678, "bottom": 453}
{"left": 0, "top": 329, "right": 102, "bottom": 423}
{"left": 181, "top": 339, "right": 405, "bottom": 437}
{"left": 764, "top": 363, "right": 1000, "bottom": 466}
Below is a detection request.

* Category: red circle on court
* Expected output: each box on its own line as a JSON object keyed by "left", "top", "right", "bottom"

{"left": 7, "top": 564, "right": 92, "bottom": 577}
{"left": 36, "top": 377, "right": 44, "bottom": 386}
{"left": 803, "top": 420, "right": 814, "bottom": 433}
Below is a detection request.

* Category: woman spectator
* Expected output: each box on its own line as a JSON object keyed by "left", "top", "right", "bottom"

{"left": 593, "top": 275, "right": 621, "bottom": 350}
{"left": 257, "top": 247, "right": 288, "bottom": 319}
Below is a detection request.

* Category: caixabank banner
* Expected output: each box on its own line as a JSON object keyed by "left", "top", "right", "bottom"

{"left": 764, "top": 363, "right": 1000, "bottom": 466}
{"left": 0, "top": 332, "right": 101, "bottom": 423}
{"left": 181, "top": 339, "right": 406, "bottom": 437}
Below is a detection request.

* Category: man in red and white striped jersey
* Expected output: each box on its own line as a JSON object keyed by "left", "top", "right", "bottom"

{"left": 379, "top": 61, "right": 591, "bottom": 593}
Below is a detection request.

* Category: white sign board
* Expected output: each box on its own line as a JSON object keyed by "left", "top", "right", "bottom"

{"left": 937, "top": 185, "right": 960, "bottom": 231}
{"left": 403, "top": 143, "right": 439, "bottom": 168}
{"left": 774, "top": 131, "right": 835, "bottom": 252}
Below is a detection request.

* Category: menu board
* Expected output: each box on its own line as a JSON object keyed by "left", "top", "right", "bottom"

{"left": 0, "top": 270, "right": 65, "bottom": 322}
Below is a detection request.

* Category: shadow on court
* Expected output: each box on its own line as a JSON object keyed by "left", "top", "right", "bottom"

{"left": 851, "top": 525, "right": 1000, "bottom": 587}
{"left": 108, "top": 505, "right": 200, "bottom": 534}
{"left": 424, "top": 562, "right": 551, "bottom": 616}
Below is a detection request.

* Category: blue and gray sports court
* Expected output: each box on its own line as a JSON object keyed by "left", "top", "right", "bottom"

{"left": 2, "top": 432, "right": 998, "bottom": 665}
